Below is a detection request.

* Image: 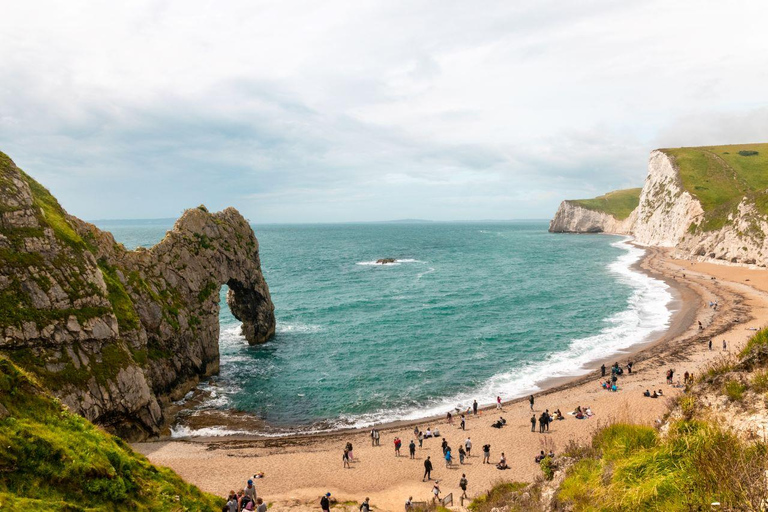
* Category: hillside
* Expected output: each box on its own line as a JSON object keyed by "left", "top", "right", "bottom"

{"left": 0, "top": 356, "right": 220, "bottom": 510}
{"left": 660, "top": 143, "right": 768, "bottom": 232}
{"left": 550, "top": 143, "right": 768, "bottom": 266}
{"left": 569, "top": 188, "right": 642, "bottom": 221}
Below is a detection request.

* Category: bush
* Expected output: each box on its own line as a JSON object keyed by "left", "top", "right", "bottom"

{"left": 724, "top": 379, "right": 747, "bottom": 401}
{"left": 738, "top": 150, "right": 759, "bottom": 156}
{"left": 540, "top": 456, "right": 555, "bottom": 480}
{"left": 751, "top": 370, "right": 768, "bottom": 393}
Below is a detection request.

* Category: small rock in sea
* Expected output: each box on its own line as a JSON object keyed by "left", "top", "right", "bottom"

{"left": 376, "top": 258, "right": 397, "bottom": 264}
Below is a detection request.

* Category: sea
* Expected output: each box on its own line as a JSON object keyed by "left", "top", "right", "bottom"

{"left": 93, "top": 220, "right": 673, "bottom": 437}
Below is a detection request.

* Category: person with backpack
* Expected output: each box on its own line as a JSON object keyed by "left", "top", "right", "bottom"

{"left": 320, "top": 493, "right": 331, "bottom": 512}
{"left": 459, "top": 474, "right": 468, "bottom": 499}
{"left": 423, "top": 456, "right": 433, "bottom": 481}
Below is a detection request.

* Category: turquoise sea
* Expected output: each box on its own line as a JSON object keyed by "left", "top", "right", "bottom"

{"left": 94, "top": 220, "right": 672, "bottom": 435}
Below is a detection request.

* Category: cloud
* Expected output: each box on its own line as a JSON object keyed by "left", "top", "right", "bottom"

{"left": 0, "top": 0, "right": 767, "bottom": 222}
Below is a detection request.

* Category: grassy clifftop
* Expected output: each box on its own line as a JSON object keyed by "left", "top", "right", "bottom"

{"left": 0, "top": 357, "right": 221, "bottom": 511}
{"left": 569, "top": 188, "right": 642, "bottom": 221}
{"left": 661, "top": 143, "right": 768, "bottom": 231}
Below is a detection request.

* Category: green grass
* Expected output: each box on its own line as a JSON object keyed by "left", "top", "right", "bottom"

{"left": 660, "top": 143, "right": 768, "bottom": 232}
{"left": 0, "top": 357, "right": 221, "bottom": 511}
{"left": 556, "top": 421, "right": 768, "bottom": 511}
{"left": 739, "top": 326, "right": 768, "bottom": 357}
{"left": 570, "top": 188, "right": 642, "bottom": 220}
{"left": 468, "top": 482, "right": 528, "bottom": 512}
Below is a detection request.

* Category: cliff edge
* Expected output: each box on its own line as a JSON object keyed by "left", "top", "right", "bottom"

{"left": 550, "top": 144, "right": 768, "bottom": 267}
{"left": 0, "top": 151, "right": 276, "bottom": 440}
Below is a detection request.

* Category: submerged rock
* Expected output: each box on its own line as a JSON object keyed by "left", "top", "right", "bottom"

{"left": 0, "top": 151, "right": 275, "bottom": 440}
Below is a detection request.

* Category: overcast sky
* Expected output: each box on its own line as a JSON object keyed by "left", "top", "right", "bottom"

{"left": 1, "top": 1, "right": 767, "bottom": 223}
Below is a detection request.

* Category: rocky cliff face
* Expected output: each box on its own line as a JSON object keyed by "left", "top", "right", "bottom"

{"left": 549, "top": 201, "right": 634, "bottom": 234}
{"left": 550, "top": 149, "right": 768, "bottom": 267}
{"left": 0, "top": 152, "right": 275, "bottom": 440}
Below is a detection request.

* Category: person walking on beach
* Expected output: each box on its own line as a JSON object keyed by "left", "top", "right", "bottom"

{"left": 530, "top": 413, "right": 536, "bottom": 432}
{"left": 394, "top": 437, "right": 402, "bottom": 457}
{"left": 441, "top": 438, "right": 448, "bottom": 455}
{"left": 529, "top": 394, "right": 535, "bottom": 411}
{"left": 432, "top": 482, "right": 441, "bottom": 503}
{"left": 418, "top": 430, "right": 423, "bottom": 448}
{"left": 346, "top": 442, "right": 354, "bottom": 461}
{"left": 459, "top": 474, "right": 468, "bottom": 499}
{"left": 423, "top": 456, "right": 433, "bottom": 481}
{"left": 359, "top": 498, "right": 371, "bottom": 512}
{"left": 723, "top": 339, "right": 727, "bottom": 351}
{"left": 445, "top": 447, "right": 452, "bottom": 468}
{"left": 405, "top": 496, "right": 413, "bottom": 511}
{"left": 321, "top": 493, "right": 331, "bottom": 512}
{"left": 343, "top": 448, "right": 351, "bottom": 468}
{"left": 496, "top": 396, "right": 502, "bottom": 410}
{"left": 482, "top": 444, "right": 491, "bottom": 464}
{"left": 409, "top": 439, "right": 416, "bottom": 459}
{"left": 473, "top": 399, "right": 478, "bottom": 415}
{"left": 460, "top": 415, "right": 466, "bottom": 430}
{"left": 465, "top": 437, "right": 472, "bottom": 457}
{"left": 459, "top": 445, "right": 466, "bottom": 464}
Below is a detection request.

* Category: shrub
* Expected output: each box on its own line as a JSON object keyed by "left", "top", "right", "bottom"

{"left": 751, "top": 370, "right": 768, "bottom": 393}
{"left": 540, "top": 456, "right": 555, "bottom": 480}
{"left": 738, "top": 150, "right": 759, "bottom": 156}
{"left": 724, "top": 379, "right": 747, "bottom": 401}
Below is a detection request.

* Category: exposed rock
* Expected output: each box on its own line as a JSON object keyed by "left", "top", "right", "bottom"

{"left": 550, "top": 149, "right": 768, "bottom": 267}
{"left": 376, "top": 258, "right": 397, "bottom": 264}
{"left": 0, "top": 151, "right": 275, "bottom": 440}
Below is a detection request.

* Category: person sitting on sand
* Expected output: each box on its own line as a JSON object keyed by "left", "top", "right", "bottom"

{"left": 425, "top": 428, "right": 432, "bottom": 438}
{"left": 651, "top": 391, "right": 658, "bottom": 398}
{"left": 548, "top": 450, "right": 555, "bottom": 458}
{"left": 555, "top": 409, "right": 564, "bottom": 420}
{"left": 643, "top": 389, "right": 651, "bottom": 397}
{"left": 611, "top": 384, "right": 617, "bottom": 392}
{"left": 491, "top": 419, "right": 504, "bottom": 429}
{"left": 585, "top": 407, "right": 593, "bottom": 417}
{"left": 657, "top": 389, "right": 663, "bottom": 396}
{"left": 535, "top": 450, "right": 546, "bottom": 463}
{"left": 432, "top": 427, "right": 440, "bottom": 436}
{"left": 496, "top": 452, "right": 508, "bottom": 470}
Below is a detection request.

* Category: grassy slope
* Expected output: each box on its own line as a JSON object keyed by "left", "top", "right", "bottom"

{"left": 660, "top": 143, "right": 768, "bottom": 231}
{"left": 0, "top": 357, "right": 221, "bottom": 511}
{"left": 570, "top": 188, "right": 642, "bottom": 221}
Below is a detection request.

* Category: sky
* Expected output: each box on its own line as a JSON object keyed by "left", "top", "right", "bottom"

{"left": 1, "top": 1, "right": 767, "bottom": 223}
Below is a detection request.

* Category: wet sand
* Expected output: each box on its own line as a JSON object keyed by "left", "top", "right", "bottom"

{"left": 133, "top": 248, "right": 768, "bottom": 511}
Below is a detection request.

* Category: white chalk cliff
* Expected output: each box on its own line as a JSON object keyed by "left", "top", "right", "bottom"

{"left": 550, "top": 149, "right": 768, "bottom": 267}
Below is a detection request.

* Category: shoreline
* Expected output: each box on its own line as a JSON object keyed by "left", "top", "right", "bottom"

{"left": 170, "top": 239, "right": 685, "bottom": 441}
{"left": 134, "top": 248, "right": 767, "bottom": 511}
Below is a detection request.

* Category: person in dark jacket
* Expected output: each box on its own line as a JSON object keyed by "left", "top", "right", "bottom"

{"left": 530, "top": 414, "right": 536, "bottom": 432}
{"left": 423, "top": 456, "right": 433, "bottom": 481}
{"left": 320, "top": 493, "right": 331, "bottom": 512}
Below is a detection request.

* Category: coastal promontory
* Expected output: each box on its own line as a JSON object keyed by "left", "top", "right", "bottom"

{"left": 550, "top": 144, "right": 768, "bottom": 267}
{"left": 0, "top": 151, "right": 275, "bottom": 440}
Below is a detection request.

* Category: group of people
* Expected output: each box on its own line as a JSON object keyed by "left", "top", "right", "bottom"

{"left": 643, "top": 389, "right": 664, "bottom": 398}
{"left": 224, "top": 479, "right": 266, "bottom": 512}
{"left": 534, "top": 450, "right": 555, "bottom": 463}
{"left": 531, "top": 409, "right": 558, "bottom": 432}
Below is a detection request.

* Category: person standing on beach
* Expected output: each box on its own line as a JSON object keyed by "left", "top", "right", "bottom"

{"left": 496, "top": 396, "right": 502, "bottom": 410}
{"left": 346, "top": 442, "right": 354, "bottom": 461}
{"left": 459, "top": 445, "right": 466, "bottom": 464}
{"left": 473, "top": 400, "right": 478, "bottom": 415}
{"left": 423, "top": 456, "right": 433, "bottom": 481}
{"left": 375, "top": 429, "right": 380, "bottom": 446}
{"left": 539, "top": 412, "right": 546, "bottom": 433}
{"left": 482, "top": 444, "right": 491, "bottom": 464}
{"left": 460, "top": 415, "right": 466, "bottom": 430}
{"left": 459, "top": 474, "right": 468, "bottom": 499}
{"left": 627, "top": 361, "right": 633, "bottom": 374}
{"left": 723, "top": 339, "right": 727, "bottom": 351}
{"left": 343, "top": 448, "right": 351, "bottom": 468}
{"left": 445, "top": 447, "right": 452, "bottom": 468}
{"left": 530, "top": 414, "right": 536, "bottom": 432}
{"left": 465, "top": 437, "right": 472, "bottom": 457}
{"left": 418, "top": 430, "right": 424, "bottom": 448}
{"left": 529, "top": 395, "right": 535, "bottom": 411}
{"left": 544, "top": 410, "right": 550, "bottom": 431}
{"left": 394, "top": 437, "right": 402, "bottom": 457}
{"left": 601, "top": 364, "right": 606, "bottom": 377}
{"left": 359, "top": 498, "right": 371, "bottom": 512}
{"left": 409, "top": 439, "right": 416, "bottom": 459}
{"left": 441, "top": 438, "right": 448, "bottom": 455}
{"left": 321, "top": 493, "right": 331, "bottom": 512}
{"left": 709, "top": 339, "right": 713, "bottom": 350}
{"left": 370, "top": 429, "right": 376, "bottom": 447}
{"left": 244, "top": 479, "right": 257, "bottom": 503}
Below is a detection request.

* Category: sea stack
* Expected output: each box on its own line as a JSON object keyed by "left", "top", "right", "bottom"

{"left": 0, "top": 151, "right": 275, "bottom": 440}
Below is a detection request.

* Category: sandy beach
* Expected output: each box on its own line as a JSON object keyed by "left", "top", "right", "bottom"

{"left": 133, "top": 247, "right": 768, "bottom": 511}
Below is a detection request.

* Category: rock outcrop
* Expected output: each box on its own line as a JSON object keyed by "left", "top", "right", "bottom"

{"left": 550, "top": 147, "right": 768, "bottom": 267}
{"left": 0, "top": 151, "right": 275, "bottom": 440}
{"left": 549, "top": 201, "right": 634, "bottom": 234}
